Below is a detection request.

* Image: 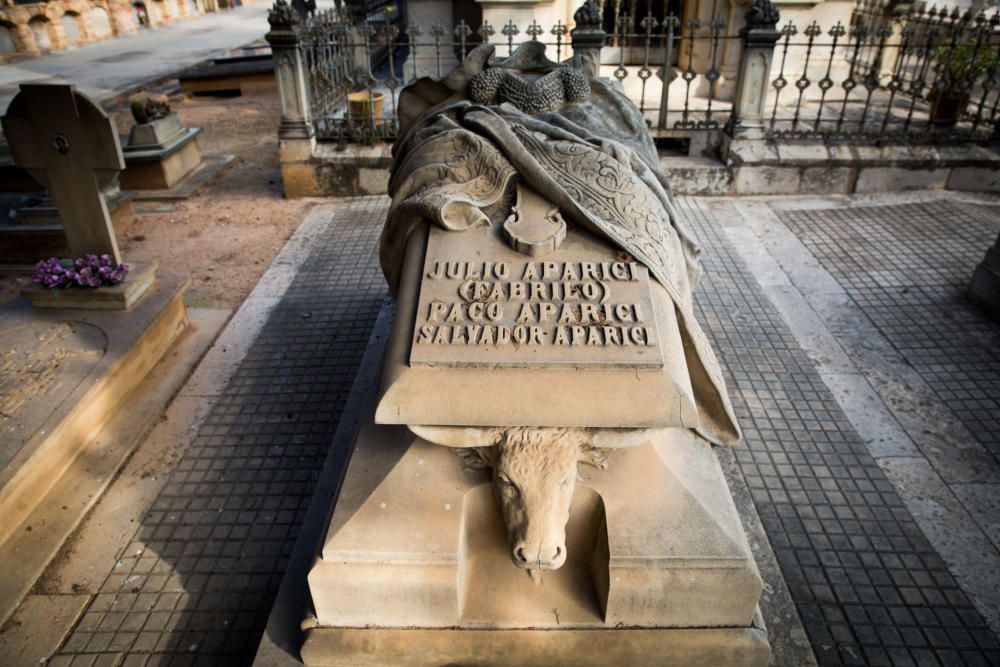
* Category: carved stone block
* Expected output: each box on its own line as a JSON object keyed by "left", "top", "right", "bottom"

{"left": 376, "top": 223, "right": 699, "bottom": 428}
{"left": 304, "top": 392, "right": 767, "bottom": 665}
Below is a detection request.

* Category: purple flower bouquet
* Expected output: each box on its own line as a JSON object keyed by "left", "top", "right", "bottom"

{"left": 32, "top": 255, "right": 131, "bottom": 289}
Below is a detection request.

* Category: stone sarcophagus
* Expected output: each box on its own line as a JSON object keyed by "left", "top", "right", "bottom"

{"left": 303, "top": 38, "right": 770, "bottom": 667}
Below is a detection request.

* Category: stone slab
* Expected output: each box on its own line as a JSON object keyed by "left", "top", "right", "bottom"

{"left": 21, "top": 260, "right": 158, "bottom": 310}
{"left": 0, "top": 308, "right": 226, "bottom": 629}
{"left": 299, "top": 624, "right": 771, "bottom": 667}
{"left": 0, "top": 274, "right": 189, "bottom": 554}
{"left": 311, "top": 399, "right": 762, "bottom": 632}
{"left": 129, "top": 154, "right": 235, "bottom": 201}
{"left": 376, "top": 224, "right": 700, "bottom": 428}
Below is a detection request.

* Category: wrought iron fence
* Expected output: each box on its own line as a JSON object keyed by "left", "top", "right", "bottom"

{"left": 766, "top": 4, "right": 1000, "bottom": 140}
{"left": 266, "top": 0, "right": 1000, "bottom": 146}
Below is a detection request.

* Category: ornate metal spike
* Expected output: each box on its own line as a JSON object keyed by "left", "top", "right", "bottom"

{"left": 454, "top": 20, "right": 471, "bottom": 39}
{"left": 685, "top": 17, "right": 701, "bottom": 30}
{"left": 829, "top": 21, "right": 846, "bottom": 38}
{"left": 527, "top": 20, "right": 543, "bottom": 39}
{"left": 429, "top": 23, "right": 446, "bottom": 38}
{"left": 478, "top": 22, "right": 495, "bottom": 41}
{"left": 502, "top": 20, "right": 520, "bottom": 37}
{"left": 407, "top": 23, "right": 423, "bottom": 37}
{"left": 551, "top": 21, "right": 568, "bottom": 37}
{"left": 781, "top": 21, "right": 798, "bottom": 37}
{"left": 804, "top": 20, "right": 821, "bottom": 37}
{"left": 640, "top": 14, "right": 658, "bottom": 31}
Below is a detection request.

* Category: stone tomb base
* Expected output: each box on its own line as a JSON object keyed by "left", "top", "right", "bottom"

{"left": 0, "top": 275, "right": 228, "bottom": 624}
{"left": 302, "top": 402, "right": 770, "bottom": 666}
{"left": 121, "top": 113, "right": 233, "bottom": 198}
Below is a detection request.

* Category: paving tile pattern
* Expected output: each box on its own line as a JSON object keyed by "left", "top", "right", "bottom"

{"left": 50, "top": 197, "right": 389, "bottom": 667}
{"left": 679, "top": 198, "right": 1000, "bottom": 667}
{"left": 777, "top": 200, "right": 1000, "bottom": 462}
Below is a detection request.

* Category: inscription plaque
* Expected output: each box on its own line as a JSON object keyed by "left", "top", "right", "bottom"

{"left": 410, "top": 226, "right": 664, "bottom": 369}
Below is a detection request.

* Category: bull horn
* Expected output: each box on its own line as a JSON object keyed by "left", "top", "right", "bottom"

{"left": 408, "top": 424, "right": 502, "bottom": 448}
{"left": 587, "top": 427, "right": 662, "bottom": 448}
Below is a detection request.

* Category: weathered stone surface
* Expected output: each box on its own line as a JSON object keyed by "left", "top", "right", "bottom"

{"left": 732, "top": 166, "right": 801, "bottom": 194}
{"left": 0, "top": 322, "right": 106, "bottom": 469}
{"left": 949, "top": 166, "right": 1000, "bottom": 192}
{"left": 800, "top": 166, "right": 853, "bottom": 194}
{"left": 855, "top": 166, "right": 950, "bottom": 193}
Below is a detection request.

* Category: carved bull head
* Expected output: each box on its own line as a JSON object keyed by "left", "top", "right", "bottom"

{"left": 409, "top": 425, "right": 656, "bottom": 571}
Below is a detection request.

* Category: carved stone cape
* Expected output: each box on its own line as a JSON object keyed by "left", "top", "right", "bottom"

{"left": 380, "top": 41, "right": 741, "bottom": 447}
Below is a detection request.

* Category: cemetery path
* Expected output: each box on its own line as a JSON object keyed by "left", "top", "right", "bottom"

{"left": 1, "top": 192, "right": 999, "bottom": 667}
{"left": 0, "top": 3, "right": 270, "bottom": 115}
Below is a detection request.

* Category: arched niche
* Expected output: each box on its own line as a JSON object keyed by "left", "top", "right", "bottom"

{"left": 27, "top": 15, "right": 53, "bottom": 50}
{"left": 88, "top": 6, "right": 113, "bottom": 38}
{"left": 61, "top": 11, "right": 82, "bottom": 43}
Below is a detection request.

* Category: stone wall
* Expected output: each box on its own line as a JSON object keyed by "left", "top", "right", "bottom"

{"left": 0, "top": 0, "right": 208, "bottom": 59}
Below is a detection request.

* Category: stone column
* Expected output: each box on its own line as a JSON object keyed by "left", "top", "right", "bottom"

{"left": 726, "top": 0, "right": 780, "bottom": 140}
{"left": 570, "top": 0, "right": 604, "bottom": 78}
{"left": 969, "top": 233, "right": 1000, "bottom": 323}
{"left": 265, "top": 0, "right": 314, "bottom": 140}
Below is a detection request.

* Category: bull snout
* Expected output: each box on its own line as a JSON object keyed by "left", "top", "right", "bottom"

{"left": 512, "top": 539, "right": 566, "bottom": 570}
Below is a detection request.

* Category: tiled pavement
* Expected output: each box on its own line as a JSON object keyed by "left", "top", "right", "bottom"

{"left": 49, "top": 197, "right": 389, "bottom": 666}
{"left": 34, "top": 194, "right": 1000, "bottom": 666}
{"left": 682, "top": 198, "right": 1000, "bottom": 667}
{"left": 777, "top": 199, "right": 1000, "bottom": 464}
